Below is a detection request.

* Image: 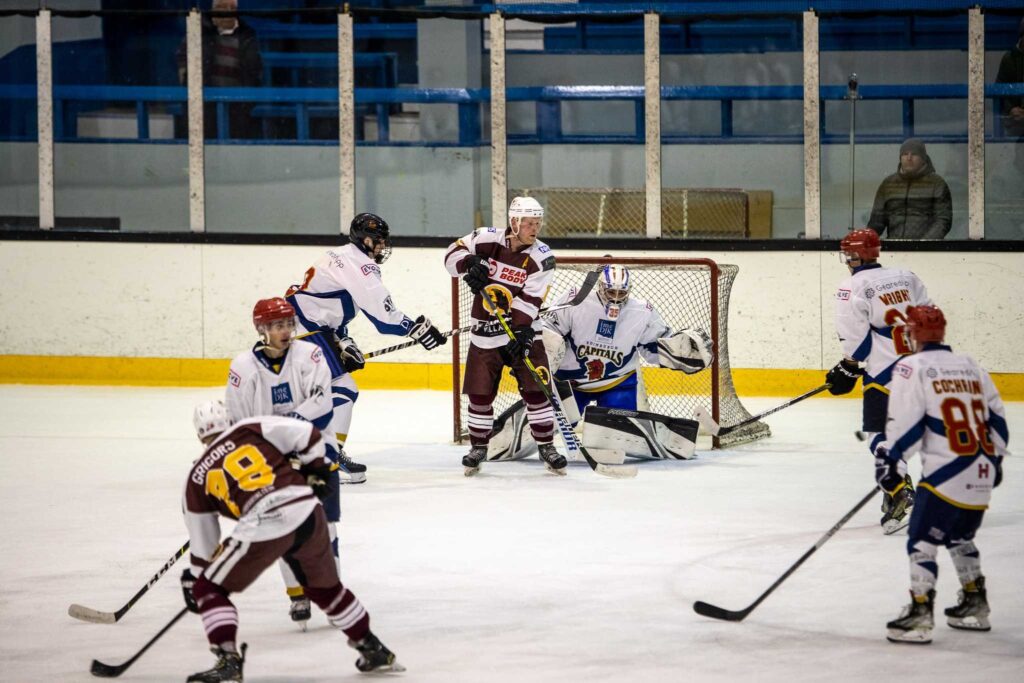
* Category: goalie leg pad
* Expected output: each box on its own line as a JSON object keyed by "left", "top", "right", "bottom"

{"left": 582, "top": 406, "right": 698, "bottom": 460}
{"left": 486, "top": 400, "right": 536, "bottom": 461}
{"left": 657, "top": 328, "right": 714, "bottom": 374}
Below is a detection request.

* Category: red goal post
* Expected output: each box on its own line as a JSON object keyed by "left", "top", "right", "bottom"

{"left": 450, "top": 256, "right": 770, "bottom": 448}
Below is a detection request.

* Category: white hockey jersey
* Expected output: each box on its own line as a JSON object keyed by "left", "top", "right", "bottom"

{"left": 444, "top": 227, "right": 556, "bottom": 350}
{"left": 225, "top": 339, "right": 334, "bottom": 435}
{"left": 834, "top": 263, "right": 931, "bottom": 392}
{"left": 286, "top": 242, "right": 414, "bottom": 339}
{"left": 878, "top": 345, "right": 1009, "bottom": 510}
{"left": 543, "top": 288, "right": 670, "bottom": 392}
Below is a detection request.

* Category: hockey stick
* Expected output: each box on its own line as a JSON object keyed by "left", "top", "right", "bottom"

{"left": 692, "top": 384, "right": 831, "bottom": 437}
{"left": 69, "top": 541, "right": 189, "bottom": 624}
{"left": 90, "top": 606, "right": 190, "bottom": 677}
{"left": 693, "top": 486, "right": 879, "bottom": 622}
{"left": 364, "top": 268, "right": 602, "bottom": 360}
{"left": 482, "top": 291, "right": 637, "bottom": 479}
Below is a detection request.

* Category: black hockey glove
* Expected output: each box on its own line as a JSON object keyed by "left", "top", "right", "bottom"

{"left": 826, "top": 359, "right": 863, "bottom": 395}
{"left": 873, "top": 448, "right": 905, "bottom": 494}
{"left": 462, "top": 255, "right": 490, "bottom": 294}
{"left": 337, "top": 336, "right": 365, "bottom": 373}
{"left": 994, "top": 456, "right": 1003, "bottom": 488}
{"left": 180, "top": 569, "right": 199, "bottom": 613}
{"left": 501, "top": 325, "right": 535, "bottom": 364}
{"left": 304, "top": 470, "right": 331, "bottom": 500}
{"left": 409, "top": 315, "right": 446, "bottom": 350}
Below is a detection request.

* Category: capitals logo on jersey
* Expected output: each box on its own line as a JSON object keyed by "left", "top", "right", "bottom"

{"left": 271, "top": 383, "right": 294, "bottom": 406}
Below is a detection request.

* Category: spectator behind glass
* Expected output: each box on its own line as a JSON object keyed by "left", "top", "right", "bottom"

{"left": 175, "top": 0, "right": 263, "bottom": 139}
{"left": 995, "top": 18, "right": 1024, "bottom": 138}
{"left": 866, "top": 138, "right": 952, "bottom": 240}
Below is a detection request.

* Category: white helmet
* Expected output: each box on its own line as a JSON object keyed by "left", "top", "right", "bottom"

{"left": 508, "top": 196, "right": 544, "bottom": 220}
{"left": 193, "top": 400, "right": 232, "bottom": 441}
{"left": 597, "top": 264, "right": 631, "bottom": 318}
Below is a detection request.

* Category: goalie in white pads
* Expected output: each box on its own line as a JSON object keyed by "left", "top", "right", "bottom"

{"left": 873, "top": 305, "right": 1008, "bottom": 645}
{"left": 488, "top": 264, "right": 711, "bottom": 462}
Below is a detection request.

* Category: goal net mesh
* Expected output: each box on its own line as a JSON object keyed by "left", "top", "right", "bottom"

{"left": 452, "top": 258, "right": 770, "bottom": 448}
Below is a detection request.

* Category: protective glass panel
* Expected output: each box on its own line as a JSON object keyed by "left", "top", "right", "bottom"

{"left": 984, "top": 13, "right": 1024, "bottom": 240}
{"left": 204, "top": 5, "right": 339, "bottom": 233}
{"left": 506, "top": 17, "right": 645, "bottom": 239}
{"left": 0, "top": 13, "right": 38, "bottom": 227}
{"left": 52, "top": 11, "right": 188, "bottom": 231}
{"left": 819, "top": 12, "right": 968, "bottom": 240}
{"left": 661, "top": 15, "right": 804, "bottom": 239}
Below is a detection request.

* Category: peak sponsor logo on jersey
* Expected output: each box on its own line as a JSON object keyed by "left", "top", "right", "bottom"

{"left": 361, "top": 263, "right": 381, "bottom": 277}
{"left": 228, "top": 369, "right": 241, "bottom": 387}
{"left": 490, "top": 262, "right": 528, "bottom": 287}
{"left": 191, "top": 439, "right": 238, "bottom": 485}
{"left": 576, "top": 343, "right": 624, "bottom": 366}
{"left": 272, "top": 383, "right": 294, "bottom": 406}
{"left": 837, "top": 289, "right": 851, "bottom": 301}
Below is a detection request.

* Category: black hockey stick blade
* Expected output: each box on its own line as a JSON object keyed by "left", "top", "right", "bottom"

{"left": 70, "top": 541, "right": 189, "bottom": 624}
{"left": 90, "top": 607, "right": 189, "bottom": 677}
{"left": 692, "top": 601, "right": 751, "bottom": 622}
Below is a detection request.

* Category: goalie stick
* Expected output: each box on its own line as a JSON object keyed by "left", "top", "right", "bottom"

{"left": 693, "top": 486, "right": 879, "bottom": 622}
{"left": 692, "top": 384, "right": 831, "bottom": 437}
{"left": 482, "top": 290, "right": 637, "bottom": 479}
{"left": 69, "top": 541, "right": 189, "bottom": 624}
{"left": 364, "top": 267, "right": 602, "bottom": 360}
{"left": 90, "top": 606, "right": 191, "bottom": 678}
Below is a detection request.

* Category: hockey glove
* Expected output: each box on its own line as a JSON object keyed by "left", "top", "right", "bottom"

{"left": 180, "top": 569, "right": 199, "bottom": 613}
{"left": 826, "top": 359, "right": 863, "bottom": 395}
{"left": 873, "top": 447, "right": 907, "bottom": 494}
{"left": 994, "top": 455, "right": 1003, "bottom": 488}
{"left": 337, "top": 336, "right": 365, "bottom": 373}
{"left": 409, "top": 315, "right": 446, "bottom": 350}
{"left": 501, "top": 325, "right": 535, "bottom": 364}
{"left": 462, "top": 255, "right": 490, "bottom": 294}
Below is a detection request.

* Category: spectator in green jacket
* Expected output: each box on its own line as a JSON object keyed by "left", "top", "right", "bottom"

{"left": 995, "top": 18, "right": 1024, "bottom": 138}
{"left": 866, "top": 139, "right": 952, "bottom": 239}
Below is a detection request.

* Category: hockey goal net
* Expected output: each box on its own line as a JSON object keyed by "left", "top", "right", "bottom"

{"left": 450, "top": 256, "right": 770, "bottom": 448}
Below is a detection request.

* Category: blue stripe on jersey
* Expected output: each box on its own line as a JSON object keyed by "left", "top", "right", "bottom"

{"left": 287, "top": 290, "right": 357, "bottom": 336}
{"left": 888, "top": 417, "right": 926, "bottom": 461}
{"left": 332, "top": 386, "right": 359, "bottom": 401}
{"left": 333, "top": 397, "right": 353, "bottom": 408}
{"left": 311, "top": 412, "right": 332, "bottom": 430}
{"left": 866, "top": 360, "right": 898, "bottom": 388}
{"left": 363, "top": 309, "right": 412, "bottom": 337}
{"left": 988, "top": 411, "right": 1009, "bottom": 444}
{"left": 922, "top": 454, "right": 977, "bottom": 489}
{"left": 870, "top": 324, "right": 894, "bottom": 340}
{"left": 925, "top": 415, "right": 947, "bottom": 437}
{"left": 851, "top": 333, "right": 872, "bottom": 362}
{"left": 297, "top": 331, "right": 344, "bottom": 378}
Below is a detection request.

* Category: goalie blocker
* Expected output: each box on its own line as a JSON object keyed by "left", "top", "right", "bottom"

{"left": 488, "top": 389, "right": 697, "bottom": 462}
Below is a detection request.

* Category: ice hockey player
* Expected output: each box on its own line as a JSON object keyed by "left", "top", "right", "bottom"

{"left": 873, "top": 305, "right": 1008, "bottom": 645}
{"left": 827, "top": 228, "right": 932, "bottom": 533}
{"left": 285, "top": 212, "right": 445, "bottom": 482}
{"left": 444, "top": 196, "right": 564, "bottom": 476}
{"left": 225, "top": 297, "right": 341, "bottom": 630}
{"left": 489, "top": 263, "right": 712, "bottom": 462}
{"left": 182, "top": 401, "right": 403, "bottom": 681}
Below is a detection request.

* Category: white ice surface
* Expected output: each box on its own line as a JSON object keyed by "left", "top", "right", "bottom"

{"left": 0, "top": 385, "right": 1021, "bottom": 682}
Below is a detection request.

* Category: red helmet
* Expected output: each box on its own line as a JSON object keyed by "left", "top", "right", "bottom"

{"left": 252, "top": 297, "right": 295, "bottom": 329}
{"left": 905, "top": 305, "right": 947, "bottom": 345}
{"left": 840, "top": 228, "right": 881, "bottom": 262}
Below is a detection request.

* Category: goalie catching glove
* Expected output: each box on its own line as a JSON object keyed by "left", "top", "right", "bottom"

{"left": 408, "top": 315, "right": 445, "bottom": 350}
{"left": 657, "top": 328, "right": 714, "bottom": 374}
{"left": 461, "top": 254, "right": 490, "bottom": 295}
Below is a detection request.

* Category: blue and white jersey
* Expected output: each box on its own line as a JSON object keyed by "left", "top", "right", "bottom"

{"left": 225, "top": 339, "right": 334, "bottom": 435}
{"left": 286, "top": 242, "right": 414, "bottom": 339}
{"left": 543, "top": 288, "right": 670, "bottom": 392}
{"left": 834, "top": 263, "right": 931, "bottom": 393}
{"left": 877, "top": 345, "right": 1009, "bottom": 510}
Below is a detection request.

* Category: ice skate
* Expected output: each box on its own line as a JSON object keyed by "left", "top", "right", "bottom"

{"left": 187, "top": 643, "right": 247, "bottom": 682}
{"left": 289, "top": 595, "right": 311, "bottom": 631}
{"left": 336, "top": 448, "right": 367, "bottom": 484}
{"left": 349, "top": 632, "right": 405, "bottom": 673}
{"left": 538, "top": 442, "right": 567, "bottom": 476}
{"left": 944, "top": 576, "right": 991, "bottom": 631}
{"left": 463, "top": 445, "right": 487, "bottom": 476}
{"left": 886, "top": 590, "right": 934, "bottom": 644}
{"left": 881, "top": 475, "right": 914, "bottom": 534}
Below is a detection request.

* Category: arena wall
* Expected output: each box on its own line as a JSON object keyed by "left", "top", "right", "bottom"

{"left": 1, "top": 241, "right": 1021, "bottom": 398}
